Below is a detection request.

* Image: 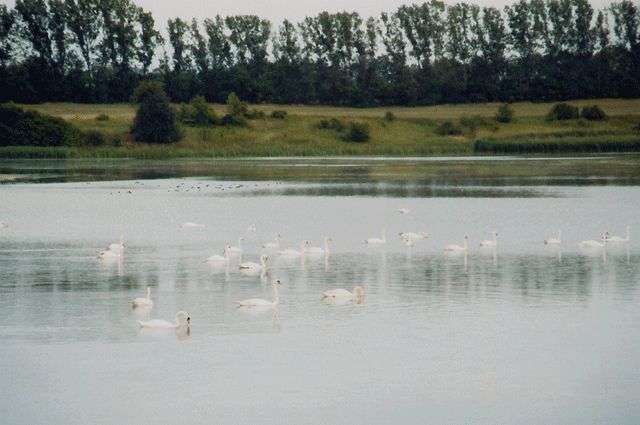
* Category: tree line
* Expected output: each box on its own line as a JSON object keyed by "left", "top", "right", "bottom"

{"left": 0, "top": 0, "right": 639, "bottom": 105}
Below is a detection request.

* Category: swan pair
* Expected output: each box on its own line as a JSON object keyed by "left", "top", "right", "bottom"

{"left": 138, "top": 311, "right": 190, "bottom": 329}
{"left": 97, "top": 235, "right": 125, "bottom": 259}
{"left": 237, "top": 279, "right": 283, "bottom": 308}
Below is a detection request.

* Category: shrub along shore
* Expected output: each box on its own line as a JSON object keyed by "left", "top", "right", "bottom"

{"left": 1, "top": 98, "right": 639, "bottom": 159}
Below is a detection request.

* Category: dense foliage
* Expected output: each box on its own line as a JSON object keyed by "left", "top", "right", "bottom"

{"left": 0, "top": 0, "right": 639, "bottom": 106}
{"left": 0, "top": 103, "right": 81, "bottom": 146}
{"left": 580, "top": 105, "right": 607, "bottom": 120}
{"left": 547, "top": 103, "right": 580, "bottom": 120}
{"left": 131, "top": 81, "right": 181, "bottom": 143}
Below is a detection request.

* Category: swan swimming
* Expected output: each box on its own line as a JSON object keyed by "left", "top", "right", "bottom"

{"left": 0, "top": 220, "right": 8, "bottom": 228}
{"left": 578, "top": 236, "right": 606, "bottom": 248}
{"left": 605, "top": 226, "right": 630, "bottom": 243}
{"left": 106, "top": 235, "right": 126, "bottom": 253}
{"left": 228, "top": 238, "right": 244, "bottom": 254}
{"left": 137, "top": 311, "right": 190, "bottom": 329}
{"left": 365, "top": 228, "right": 386, "bottom": 245}
{"left": 323, "top": 286, "right": 365, "bottom": 301}
{"left": 399, "top": 231, "right": 428, "bottom": 241}
{"left": 237, "top": 279, "right": 283, "bottom": 308}
{"left": 248, "top": 224, "right": 256, "bottom": 232}
{"left": 132, "top": 287, "right": 153, "bottom": 308}
{"left": 97, "top": 249, "right": 120, "bottom": 259}
{"left": 398, "top": 208, "right": 410, "bottom": 214}
{"left": 545, "top": 230, "right": 562, "bottom": 245}
{"left": 307, "top": 237, "right": 332, "bottom": 255}
{"left": 444, "top": 236, "right": 469, "bottom": 251}
{"left": 278, "top": 240, "right": 309, "bottom": 256}
{"left": 206, "top": 245, "right": 231, "bottom": 263}
{"left": 263, "top": 234, "right": 281, "bottom": 249}
{"left": 239, "top": 254, "right": 269, "bottom": 273}
{"left": 180, "top": 222, "right": 205, "bottom": 228}
{"left": 479, "top": 231, "right": 498, "bottom": 248}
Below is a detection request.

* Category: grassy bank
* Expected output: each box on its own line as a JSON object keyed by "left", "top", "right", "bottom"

{"left": 1, "top": 99, "right": 639, "bottom": 158}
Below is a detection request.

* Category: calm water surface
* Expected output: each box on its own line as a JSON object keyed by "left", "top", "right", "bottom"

{"left": 1, "top": 156, "right": 639, "bottom": 424}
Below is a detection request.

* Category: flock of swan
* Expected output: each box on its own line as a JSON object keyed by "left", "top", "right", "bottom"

{"left": 81, "top": 207, "right": 631, "bottom": 332}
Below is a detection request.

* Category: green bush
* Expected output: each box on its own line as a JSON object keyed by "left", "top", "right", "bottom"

{"left": 317, "top": 117, "right": 346, "bottom": 131}
{"left": 221, "top": 114, "right": 247, "bottom": 127}
{"left": 580, "top": 105, "right": 606, "bottom": 121}
{"left": 83, "top": 130, "right": 106, "bottom": 146}
{"left": 226, "top": 92, "right": 248, "bottom": 117}
{"left": 131, "top": 81, "right": 182, "bottom": 143}
{"left": 547, "top": 103, "right": 579, "bottom": 121}
{"left": 0, "top": 103, "right": 81, "bottom": 147}
{"left": 270, "top": 110, "right": 287, "bottom": 119}
{"left": 246, "top": 108, "right": 266, "bottom": 119}
{"left": 495, "top": 104, "right": 514, "bottom": 123}
{"left": 190, "top": 95, "right": 218, "bottom": 125}
{"left": 95, "top": 114, "right": 110, "bottom": 121}
{"left": 436, "top": 120, "right": 463, "bottom": 136}
{"left": 384, "top": 111, "right": 396, "bottom": 122}
{"left": 344, "top": 122, "right": 370, "bottom": 142}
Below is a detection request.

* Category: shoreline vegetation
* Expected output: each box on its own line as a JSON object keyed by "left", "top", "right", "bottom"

{"left": 1, "top": 98, "right": 639, "bottom": 159}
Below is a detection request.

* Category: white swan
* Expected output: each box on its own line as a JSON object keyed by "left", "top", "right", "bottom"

{"left": 365, "top": 228, "right": 386, "bottom": 245}
{"left": 398, "top": 208, "right": 410, "bottom": 214}
{"left": 247, "top": 224, "right": 256, "bottom": 232}
{"left": 578, "top": 236, "right": 606, "bottom": 248}
{"left": 106, "top": 234, "right": 126, "bottom": 253}
{"left": 228, "top": 237, "right": 244, "bottom": 254}
{"left": 545, "top": 230, "right": 562, "bottom": 245}
{"left": 137, "top": 311, "right": 190, "bottom": 329}
{"left": 278, "top": 240, "right": 309, "bottom": 256}
{"left": 404, "top": 238, "right": 416, "bottom": 247}
{"left": 206, "top": 245, "right": 231, "bottom": 263}
{"left": 444, "top": 236, "right": 469, "bottom": 251}
{"left": 307, "top": 237, "right": 332, "bottom": 255}
{"left": 0, "top": 220, "right": 8, "bottom": 228}
{"left": 399, "top": 231, "right": 428, "bottom": 241}
{"left": 323, "top": 286, "right": 365, "bottom": 301}
{"left": 97, "top": 249, "right": 120, "bottom": 259}
{"left": 263, "top": 234, "right": 281, "bottom": 249}
{"left": 479, "top": 231, "right": 498, "bottom": 248}
{"left": 239, "top": 254, "right": 269, "bottom": 273}
{"left": 237, "top": 279, "right": 283, "bottom": 308}
{"left": 180, "top": 222, "right": 205, "bottom": 228}
{"left": 132, "top": 287, "right": 153, "bottom": 308}
{"left": 605, "top": 226, "right": 630, "bottom": 243}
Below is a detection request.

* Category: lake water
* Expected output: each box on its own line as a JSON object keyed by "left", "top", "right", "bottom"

{"left": 1, "top": 156, "right": 639, "bottom": 424}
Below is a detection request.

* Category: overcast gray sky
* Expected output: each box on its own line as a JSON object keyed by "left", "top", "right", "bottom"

{"left": 1, "top": 0, "right": 616, "bottom": 27}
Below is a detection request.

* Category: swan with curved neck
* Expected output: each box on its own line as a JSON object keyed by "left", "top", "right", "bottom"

{"left": 480, "top": 231, "right": 498, "bottom": 248}
{"left": 206, "top": 245, "right": 231, "bottom": 263}
{"left": 227, "top": 238, "right": 244, "bottom": 254}
{"left": 444, "top": 236, "right": 469, "bottom": 251}
{"left": 578, "top": 235, "right": 607, "bottom": 248}
{"left": 278, "top": 240, "right": 309, "bottom": 256}
{"left": 307, "top": 237, "right": 332, "bottom": 254}
{"left": 263, "top": 234, "right": 281, "bottom": 249}
{"left": 545, "top": 230, "right": 562, "bottom": 245}
{"left": 238, "top": 280, "right": 283, "bottom": 308}
{"left": 323, "top": 286, "right": 365, "bottom": 300}
{"left": 365, "top": 228, "right": 386, "bottom": 245}
{"left": 137, "top": 311, "right": 190, "bottom": 329}
{"left": 605, "top": 226, "right": 630, "bottom": 242}
{"left": 132, "top": 287, "right": 153, "bottom": 308}
{"left": 239, "top": 254, "right": 269, "bottom": 273}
